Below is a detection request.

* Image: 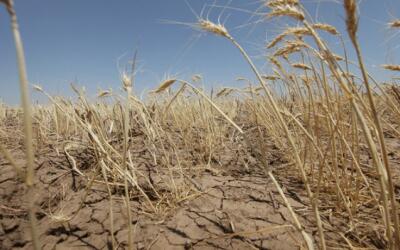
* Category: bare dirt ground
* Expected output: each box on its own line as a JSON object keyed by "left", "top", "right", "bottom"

{"left": 1, "top": 116, "right": 400, "bottom": 249}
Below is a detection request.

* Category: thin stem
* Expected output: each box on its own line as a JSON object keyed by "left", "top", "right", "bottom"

{"left": 3, "top": 1, "right": 40, "bottom": 249}
{"left": 268, "top": 171, "right": 314, "bottom": 250}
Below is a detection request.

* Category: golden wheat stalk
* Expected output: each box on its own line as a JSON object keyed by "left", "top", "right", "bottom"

{"left": 389, "top": 20, "right": 400, "bottom": 28}
{"left": 344, "top": 0, "right": 358, "bottom": 43}
{"left": 267, "top": 33, "right": 287, "bottom": 49}
{"left": 152, "top": 78, "right": 177, "bottom": 93}
{"left": 262, "top": 75, "right": 281, "bottom": 80}
{"left": 382, "top": 64, "right": 400, "bottom": 71}
{"left": 292, "top": 63, "right": 312, "bottom": 70}
{"left": 312, "top": 23, "right": 339, "bottom": 35}
{"left": 268, "top": 171, "right": 314, "bottom": 250}
{"left": 1, "top": 0, "right": 40, "bottom": 249}
{"left": 268, "top": 5, "right": 305, "bottom": 21}
{"left": 344, "top": 0, "right": 400, "bottom": 247}
{"left": 266, "top": 0, "right": 299, "bottom": 8}
{"left": 198, "top": 19, "right": 231, "bottom": 38}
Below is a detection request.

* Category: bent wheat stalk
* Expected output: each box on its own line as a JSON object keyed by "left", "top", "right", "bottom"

{"left": 268, "top": 171, "right": 314, "bottom": 250}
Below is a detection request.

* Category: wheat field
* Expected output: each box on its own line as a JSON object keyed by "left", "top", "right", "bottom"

{"left": 1, "top": 0, "right": 400, "bottom": 249}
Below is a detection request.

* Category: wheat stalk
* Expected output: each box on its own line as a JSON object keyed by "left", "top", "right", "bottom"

{"left": 344, "top": 0, "right": 400, "bottom": 247}
{"left": 382, "top": 64, "right": 400, "bottom": 71}
{"left": 0, "top": 1, "right": 40, "bottom": 249}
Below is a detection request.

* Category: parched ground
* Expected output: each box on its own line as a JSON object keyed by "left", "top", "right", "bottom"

{"left": 0, "top": 145, "right": 310, "bottom": 249}
{"left": 1, "top": 117, "right": 400, "bottom": 249}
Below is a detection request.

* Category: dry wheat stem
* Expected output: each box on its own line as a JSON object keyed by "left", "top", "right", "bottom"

{"left": 123, "top": 79, "right": 134, "bottom": 250}
{"left": 1, "top": 1, "right": 40, "bottom": 249}
{"left": 344, "top": 0, "right": 400, "bottom": 246}
{"left": 268, "top": 171, "right": 314, "bottom": 250}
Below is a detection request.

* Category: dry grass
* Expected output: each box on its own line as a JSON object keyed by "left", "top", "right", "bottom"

{"left": 1, "top": 0, "right": 400, "bottom": 249}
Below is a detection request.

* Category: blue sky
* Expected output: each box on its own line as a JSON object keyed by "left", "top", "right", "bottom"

{"left": 1, "top": 0, "right": 400, "bottom": 104}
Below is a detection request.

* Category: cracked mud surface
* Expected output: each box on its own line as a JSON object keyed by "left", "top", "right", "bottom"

{"left": 2, "top": 120, "right": 400, "bottom": 249}
{"left": 0, "top": 151, "right": 311, "bottom": 249}
{"left": 0, "top": 125, "right": 315, "bottom": 250}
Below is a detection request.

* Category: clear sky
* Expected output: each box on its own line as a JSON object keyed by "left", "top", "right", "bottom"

{"left": 1, "top": 0, "right": 400, "bottom": 104}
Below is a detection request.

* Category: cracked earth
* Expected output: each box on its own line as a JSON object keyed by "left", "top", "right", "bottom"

{"left": 1, "top": 151, "right": 311, "bottom": 249}
{"left": 3, "top": 118, "right": 399, "bottom": 249}
{"left": 0, "top": 125, "right": 316, "bottom": 250}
